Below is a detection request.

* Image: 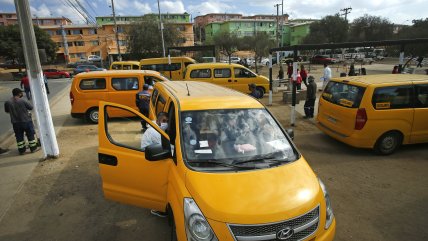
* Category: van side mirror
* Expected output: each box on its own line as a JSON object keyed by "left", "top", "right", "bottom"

{"left": 145, "top": 144, "right": 172, "bottom": 161}
{"left": 286, "top": 128, "right": 294, "bottom": 140}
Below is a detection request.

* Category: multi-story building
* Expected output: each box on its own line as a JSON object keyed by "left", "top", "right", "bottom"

{"left": 0, "top": 13, "right": 71, "bottom": 26}
{"left": 284, "top": 19, "right": 316, "bottom": 46}
{"left": 0, "top": 12, "right": 16, "bottom": 26}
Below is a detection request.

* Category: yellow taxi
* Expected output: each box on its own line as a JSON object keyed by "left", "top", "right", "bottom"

{"left": 140, "top": 57, "right": 196, "bottom": 80}
{"left": 97, "top": 81, "right": 336, "bottom": 241}
{"left": 70, "top": 70, "right": 168, "bottom": 123}
{"left": 317, "top": 74, "right": 428, "bottom": 154}
{"left": 110, "top": 61, "right": 140, "bottom": 70}
{"left": 183, "top": 63, "right": 270, "bottom": 96}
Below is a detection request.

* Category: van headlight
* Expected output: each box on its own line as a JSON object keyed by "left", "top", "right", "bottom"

{"left": 184, "top": 198, "right": 218, "bottom": 241}
{"left": 318, "top": 178, "right": 334, "bottom": 229}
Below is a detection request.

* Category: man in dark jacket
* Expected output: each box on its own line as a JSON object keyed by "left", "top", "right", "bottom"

{"left": 304, "top": 76, "right": 317, "bottom": 118}
{"left": 4, "top": 88, "right": 38, "bottom": 154}
{"left": 136, "top": 84, "right": 151, "bottom": 131}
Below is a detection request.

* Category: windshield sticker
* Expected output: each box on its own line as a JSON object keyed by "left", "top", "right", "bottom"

{"left": 234, "top": 144, "right": 256, "bottom": 153}
{"left": 267, "top": 140, "right": 289, "bottom": 150}
{"left": 190, "top": 139, "right": 197, "bottom": 145}
{"left": 195, "top": 149, "right": 212, "bottom": 154}
{"left": 199, "top": 140, "right": 209, "bottom": 148}
{"left": 376, "top": 102, "right": 391, "bottom": 109}
{"left": 322, "top": 93, "right": 332, "bottom": 99}
{"left": 339, "top": 99, "right": 354, "bottom": 107}
{"left": 185, "top": 117, "right": 192, "bottom": 123}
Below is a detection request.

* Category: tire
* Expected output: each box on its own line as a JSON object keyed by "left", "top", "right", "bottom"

{"left": 167, "top": 206, "right": 177, "bottom": 241}
{"left": 86, "top": 108, "right": 99, "bottom": 124}
{"left": 61, "top": 74, "right": 66, "bottom": 78}
{"left": 374, "top": 131, "right": 402, "bottom": 155}
{"left": 256, "top": 87, "right": 265, "bottom": 98}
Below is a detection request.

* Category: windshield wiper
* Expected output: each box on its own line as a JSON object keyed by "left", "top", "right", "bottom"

{"left": 234, "top": 154, "right": 290, "bottom": 166}
{"left": 188, "top": 160, "right": 257, "bottom": 170}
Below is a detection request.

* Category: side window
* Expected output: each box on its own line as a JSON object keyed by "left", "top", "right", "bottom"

{"left": 234, "top": 67, "right": 251, "bottom": 78}
{"left": 132, "top": 64, "right": 140, "bottom": 70}
{"left": 190, "top": 69, "right": 211, "bottom": 78}
{"left": 214, "top": 68, "right": 231, "bottom": 78}
{"left": 111, "top": 64, "right": 121, "bottom": 70}
{"left": 156, "top": 94, "right": 166, "bottom": 115}
{"left": 123, "top": 65, "right": 132, "bottom": 70}
{"left": 372, "top": 86, "right": 413, "bottom": 109}
{"left": 79, "top": 78, "right": 106, "bottom": 90}
{"left": 151, "top": 89, "right": 159, "bottom": 106}
{"left": 415, "top": 84, "right": 428, "bottom": 108}
{"left": 111, "top": 77, "right": 139, "bottom": 91}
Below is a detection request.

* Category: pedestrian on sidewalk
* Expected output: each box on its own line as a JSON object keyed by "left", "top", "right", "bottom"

{"left": 300, "top": 64, "right": 308, "bottom": 87}
{"left": 277, "top": 64, "right": 284, "bottom": 80}
{"left": 304, "top": 76, "right": 317, "bottom": 119}
{"left": 136, "top": 84, "right": 151, "bottom": 131}
{"left": 320, "top": 63, "right": 332, "bottom": 91}
{"left": 20, "top": 75, "right": 31, "bottom": 100}
{"left": 4, "top": 88, "right": 39, "bottom": 155}
{"left": 44, "top": 74, "right": 50, "bottom": 95}
{"left": 287, "top": 63, "right": 293, "bottom": 79}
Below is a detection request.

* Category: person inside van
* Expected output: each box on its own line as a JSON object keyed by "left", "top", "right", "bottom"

{"left": 140, "top": 112, "right": 168, "bottom": 151}
{"left": 136, "top": 84, "right": 151, "bottom": 131}
{"left": 144, "top": 76, "right": 154, "bottom": 89}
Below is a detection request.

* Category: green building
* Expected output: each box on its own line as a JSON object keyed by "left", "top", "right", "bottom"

{"left": 95, "top": 13, "right": 190, "bottom": 25}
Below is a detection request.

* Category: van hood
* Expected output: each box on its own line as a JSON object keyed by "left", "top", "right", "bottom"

{"left": 185, "top": 159, "right": 322, "bottom": 224}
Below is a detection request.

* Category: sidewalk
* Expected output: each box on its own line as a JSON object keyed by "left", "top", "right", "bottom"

{"left": 0, "top": 84, "right": 71, "bottom": 221}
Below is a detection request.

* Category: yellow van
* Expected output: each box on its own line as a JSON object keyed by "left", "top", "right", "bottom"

{"left": 140, "top": 57, "right": 196, "bottom": 80}
{"left": 70, "top": 70, "right": 169, "bottom": 123}
{"left": 317, "top": 74, "right": 428, "bottom": 154}
{"left": 97, "top": 81, "right": 336, "bottom": 241}
{"left": 183, "top": 63, "right": 270, "bottom": 96}
{"left": 110, "top": 61, "right": 140, "bottom": 70}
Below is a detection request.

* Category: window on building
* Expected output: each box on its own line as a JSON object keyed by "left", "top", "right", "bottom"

{"left": 88, "top": 29, "right": 97, "bottom": 34}
{"left": 74, "top": 41, "right": 84, "bottom": 46}
{"left": 177, "top": 25, "right": 185, "bottom": 31}
{"left": 46, "top": 30, "right": 54, "bottom": 36}
{"left": 55, "top": 30, "right": 62, "bottom": 35}
{"left": 57, "top": 42, "right": 63, "bottom": 48}
{"left": 91, "top": 51, "right": 101, "bottom": 56}
{"left": 55, "top": 20, "right": 61, "bottom": 25}
{"left": 69, "top": 29, "right": 83, "bottom": 35}
{"left": 118, "top": 40, "right": 127, "bottom": 46}
{"left": 117, "top": 26, "right": 124, "bottom": 33}
{"left": 90, "top": 40, "right": 99, "bottom": 46}
{"left": 67, "top": 42, "right": 73, "bottom": 47}
{"left": 76, "top": 53, "right": 86, "bottom": 59}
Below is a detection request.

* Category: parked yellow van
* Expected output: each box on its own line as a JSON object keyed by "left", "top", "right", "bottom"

{"left": 70, "top": 70, "right": 169, "bottom": 123}
{"left": 317, "top": 74, "right": 428, "bottom": 154}
{"left": 183, "top": 63, "right": 270, "bottom": 96}
{"left": 140, "top": 57, "right": 196, "bottom": 80}
{"left": 110, "top": 61, "right": 140, "bottom": 70}
{"left": 97, "top": 81, "right": 336, "bottom": 241}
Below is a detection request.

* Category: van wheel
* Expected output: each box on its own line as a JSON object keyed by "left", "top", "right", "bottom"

{"left": 167, "top": 206, "right": 177, "bottom": 241}
{"left": 256, "top": 87, "right": 265, "bottom": 98}
{"left": 374, "top": 131, "right": 402, "bottom": 155}
{"left": 61, "top": 74, "right": 66, "bottom": 78}
{"left": 86, "top": 108, "right": 99, "bottom": 124}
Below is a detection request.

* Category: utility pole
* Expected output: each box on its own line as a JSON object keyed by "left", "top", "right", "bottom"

{"left": 274, "top": 3, "right": 281, "bottom": 47}
{"left": 14, "top": 0, "right": 59, "bottom": 159}
{"left": 60, "top": 24, "right": 69, "bottom": 64}
{"left": 340, "top": 7, "right": 352, "bottom": 21}
{"left": 110, "top": 0, "right": 122, "bottom": 61}
{"left": 157, "top": 0, "right": 166, "bottom": 57}
{"left": 281, "top": 0, "right": 284, "bottom": 47}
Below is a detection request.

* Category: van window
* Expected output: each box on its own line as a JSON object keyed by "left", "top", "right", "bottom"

{"left": 111, "top": 64, "right": 121, "bottom": 70}
{"left": 79, "top": 78, "right": 106, "bottom": 90}
{"left": 123, "top": 65, "right": 132, "bottom": 70}
{"left": 111, "top": 77, "right": 139, "bottom": 91}
{"left": 214, "top": 68, "right": 231, "bottom": 78}
{"left": 415, "top": 85, "right": 428, "bottom": 108}
{"left": 141, "top": 63, "right": 181, "bottom": 71}
{"left": 234, "top": 67, "right": 256, "bottom": 78}
{"left": 372, "top": 86, "right": 413, "bottom": 109}
{"left": 151, "top": 89, "right": 159, "bottom": 107}
{"left": 132, "top": 64, "right": 140, "bottom": 70}
{"left": 322, "top": 81, "right": 365, "bottom": 108}
{"left": 180, "top": 109, "right": 297, "bottom": 171}
{"left": 155, "top": 94, "right": 166, "bottom": 115}
{"left": 190, "top": 69, "right": 211, "bottom": 78}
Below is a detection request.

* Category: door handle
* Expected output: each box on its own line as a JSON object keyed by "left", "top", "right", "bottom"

{"left": 99, "top": 153, "right": 118, "bottom": 166}
{"left": 228, "top": 79, "right": 232, "bottom": 82}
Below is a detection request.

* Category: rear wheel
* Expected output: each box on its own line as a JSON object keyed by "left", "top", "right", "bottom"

{"left": 61, "top": 74, "right": 66, "bottom": 78}
{"left": 374, "top": 131, "right": 402, "bottom": 155}
{"left": 167, "top": 206, "right": 177, "bottom": 241}
{"left": 256, "top": 87, "right": 265, "bottom": 98}
{"left": 86, "top": 108, "right": 99, "bottom": 124}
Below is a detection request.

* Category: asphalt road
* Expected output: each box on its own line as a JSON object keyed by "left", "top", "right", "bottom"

{"left": 0, "top": 78, "right": 71, "bottom": 143}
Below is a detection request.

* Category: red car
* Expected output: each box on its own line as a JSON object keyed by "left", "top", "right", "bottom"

{"left": 310, "top": 55, "right": 337, "bottom": 64}
{"left": 43, "top": 69, "right": 70, "bottom": 78}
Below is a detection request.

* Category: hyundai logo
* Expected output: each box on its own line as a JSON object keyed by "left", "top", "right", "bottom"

{"left": 276, "top": 227, "right": 294, "bottom": 240}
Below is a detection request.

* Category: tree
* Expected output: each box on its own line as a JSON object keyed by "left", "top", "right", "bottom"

{"left": 127, "top": 16, "right": 183, "bottom": 59}
{"left": 349, "top": 14, "right": 394, "bottom": 41}
{"left": 303, "top": 14, "right": 349, "bottom": 44}
{"left": 0, "top": 24, "right": 57, "bottom": 63}
{"left": 396, "top": 18, "right": 428, "bottom": 56}
{"left": 213, "top": 30, "right": 239, "bottom": 63}
{"left": 240, "top": 32, "right": 274, "bottom": 73}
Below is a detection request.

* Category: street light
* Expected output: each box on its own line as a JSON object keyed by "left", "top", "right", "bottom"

{"left": 157, "top": 0, "right": 166, "bottom": 57}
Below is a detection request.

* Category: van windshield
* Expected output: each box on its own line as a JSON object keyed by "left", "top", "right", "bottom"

{"left": 322, "top": 81, "right": 366, "bottom": 108}
{"left": 180, "top": 109, "right": 297, "bottom": 171}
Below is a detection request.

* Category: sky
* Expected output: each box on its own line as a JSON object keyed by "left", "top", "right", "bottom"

{"left": 0, "top": 0, "right": 426, "bottom": 25}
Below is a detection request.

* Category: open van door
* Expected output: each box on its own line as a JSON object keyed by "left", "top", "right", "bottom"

{"left": 98, "top": 101, "right": 171, "bottom": 211}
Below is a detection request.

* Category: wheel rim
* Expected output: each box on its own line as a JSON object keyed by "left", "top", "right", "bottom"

{"left": 381, "top": 135, "right": 396, "bottom": 151}
{"left": 90, "top": 110, "right": 98, "bottom": 122}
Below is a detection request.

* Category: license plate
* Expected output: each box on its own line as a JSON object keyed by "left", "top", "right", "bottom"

{"left": 327, "top": 116, "right": 337, "bottom": 124}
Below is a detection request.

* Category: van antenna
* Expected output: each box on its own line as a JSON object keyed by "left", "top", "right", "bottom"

{"left": 186, "top": 83, "right": 190, "bottom": 96}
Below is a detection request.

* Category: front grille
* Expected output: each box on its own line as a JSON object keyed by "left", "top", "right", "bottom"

{"left": 228, "top": 205, "right": 319, "bottom": 241}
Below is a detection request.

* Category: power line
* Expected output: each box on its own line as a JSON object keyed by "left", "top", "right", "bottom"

{"left": 82, "top": 0, "right": 98, "bottom": 17}
{"left": 59, "top": 0, "right": 87, "bottom": 24}
{"left": 340, "top": 7, "right": 352, "bottom": 21}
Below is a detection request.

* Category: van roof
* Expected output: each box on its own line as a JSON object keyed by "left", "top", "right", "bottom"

{"left": 331, "top": 74, "right": 428, "bottom": 86}
{"left": 111, "top": 61, "right": 140, "bottom": 65}
{"left": 139, "top": 57, "right": 195, "bottom": 63}
{"left": 75, "top": 70, "right": 159, "bottom": 77}
{"left": 159, "top": 81, "right": 263, "bottom": 111}
{"left": 185, "top": 63, "right": 246, "bottom": 69}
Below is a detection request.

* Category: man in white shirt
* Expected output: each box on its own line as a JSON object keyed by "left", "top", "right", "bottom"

{"left": 320, "top": 63, "right": 332, "bottom": 91}
{"left": 141, "top": 112, "right": 168, "bottom": 151}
